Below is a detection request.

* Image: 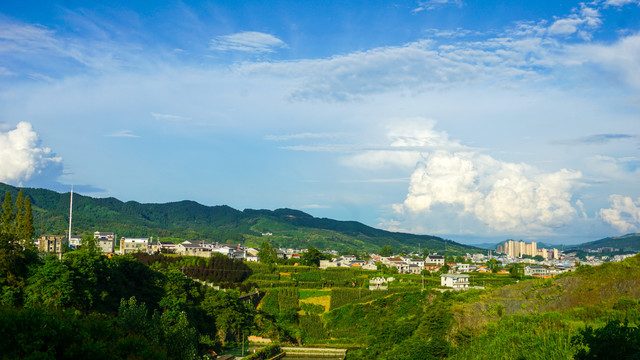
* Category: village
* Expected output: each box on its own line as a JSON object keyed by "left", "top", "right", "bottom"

{"left": 35, "top": 232, "right": 639, "bottom": 291}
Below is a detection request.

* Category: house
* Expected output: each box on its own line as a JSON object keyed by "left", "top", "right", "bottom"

{"left": 38, "top": 235, "right": 67, "bottom": 254}
{"left": 384, "top": 257, "right": 410, "bottom": 273}
{"left": 68, "top": 235, "right": 82, "bottom": 249}
{"left": 407, "top": 258, "right": 425, "bottom": 268}
{"left": 426, "top": 254, "right": 445, "bottom": 266}
{"left": 245, "top": 255, "right": 259, "bottom": 262}
{"left": 93, "top": 232, "right": 115, "bottom": 254}
{"left": 176, "top": 241, "right": 212, "bottom": 257}
{"left": 369, "top": 277, "right": 389, "bottom": 291}
{"left": 97, "top": 237, "right": 115, "bottom": 254}
{"left": 524, "top": 266, "right": 549, "bottom": 277}
{"left": 94, "top": 232, "right": 114, "bottom": 241}
{"left": 455, "top": 263, "right": 470, "bottom": 273}
{"left": 408, "top": 264, "right": 422, "bottom": 274}
{"left": 440, "top": 274, "right": 470, "bottom": 290}
{"left": 361, "top": 261, "right": 378, "bottom": 270}
{"left": 119, "top": 238, "right": 149, "bottom": 254}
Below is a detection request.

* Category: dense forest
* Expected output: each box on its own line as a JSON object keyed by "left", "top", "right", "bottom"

{"left": 0, "top": 182, "right": 476, "bottom": 254}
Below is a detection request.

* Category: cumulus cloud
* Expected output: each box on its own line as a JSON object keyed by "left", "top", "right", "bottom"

{"left": 599, "top": 195, "right": 640, "bottom": 233}
{"left": 0, "top": 122, "right": 62, "bottom": 184}
{"left": 395, "top": 150, "right": 582, "bottom": 233}
{"left": 210, "top": 31, "right": 287, "bottom": 53}
{"left": 547, "top": 5, "right": 601, "bottom": 39}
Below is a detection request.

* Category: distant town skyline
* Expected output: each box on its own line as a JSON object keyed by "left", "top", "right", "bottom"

{"left": 0, "top": 0, "right": 638, "bottom": 245}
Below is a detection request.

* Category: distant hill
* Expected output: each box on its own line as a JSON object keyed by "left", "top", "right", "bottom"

{"left": 573, "top": 233, "right": 640, "bottom": 251}
{"left": 0, "top": 182, "right": 479, "bottom": 254}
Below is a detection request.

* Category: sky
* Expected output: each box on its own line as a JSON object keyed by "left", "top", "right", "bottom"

{"left": 0, "top": 0, "right": 639, "bottom": 245}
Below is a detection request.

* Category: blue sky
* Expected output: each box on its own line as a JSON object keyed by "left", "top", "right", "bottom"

{"left": 0, "top": 0, "right": 639, "bottom": 244}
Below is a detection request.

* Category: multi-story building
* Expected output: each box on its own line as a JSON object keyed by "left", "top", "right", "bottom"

{"left": 119, "top": 237, "right": 149, "bottom": 254}
{"left": 94, "top": 231, "right": 115, "bottom": 254}
{"left": 38, "top": 235, "right": 67, "bottom": 254}
{"left": 440, "top": 274, "right": 470, "bottom": 289}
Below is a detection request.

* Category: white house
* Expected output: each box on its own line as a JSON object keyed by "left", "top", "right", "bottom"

{"left": 524, "top": 266, "right": 549, "bottom": 277}
{"left": 69, "top": 235, "right": 82, "bottom": 249}
{"left": 426, "top": 255, "right": 445, "bottom": 266}
{"left": 119, "top": 238, "right": 149, "bottom": 254}
{"left": 440, "top": 274, "right": 470, "bottom": 289}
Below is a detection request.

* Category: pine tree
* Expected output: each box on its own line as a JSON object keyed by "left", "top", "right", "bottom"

{"left": 14, "top": 190, "right": 25, "bottom": 238}
{"left": 1, "top": 191, "right": 15, "bottom": 235}
{"left": 22, "top": 196, "right": 35, "bottom": 248}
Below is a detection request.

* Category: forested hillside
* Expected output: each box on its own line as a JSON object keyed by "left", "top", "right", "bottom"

{"left": 574, "top": 233, "right": 640, "bottom": 251}
{"left": 0, "top": 182, "right": 477, "bottom": 253}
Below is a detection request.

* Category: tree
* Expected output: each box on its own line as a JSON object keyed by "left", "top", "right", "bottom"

{"left": 421, "top": 248, "right": 430, "bottom": 258}
{"left": 20, "top": 196, "right": 35, "bottom": 248}
{"left": 24, "top": 254, "right": 76, "bottom": 309}
{"left": 572, "top": 319, "right": 640, "bottom": 359}
{"left": 0, "top": 192, "right": 14, "bottom": 235}
{"left": 258, "top": 241, "right": 277, "bottom": 264}
{"left": 13, "top": 190, "right": 24, "bottom": 239}
{"left": 380, "top": 245, "right": 393, "bottom": 257}
{"left": 301, "top": 247, "right": 322, "bottom": 267}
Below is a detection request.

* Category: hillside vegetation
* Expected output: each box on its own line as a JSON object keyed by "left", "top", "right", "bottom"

{"left": 574, "top": 233, "right": 640, "bottom": 251}
{"left": 0, "top": 182, "right": 476, "bottom": 254}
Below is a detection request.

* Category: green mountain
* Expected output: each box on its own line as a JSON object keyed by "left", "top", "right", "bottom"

{"left": 0, "top": 182, "right": 478, "bottom": 254}
{"left": 573, "top": 233, "right": 640, "bottom": 251}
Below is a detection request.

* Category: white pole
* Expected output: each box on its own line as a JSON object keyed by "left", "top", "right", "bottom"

{"left": 67, "top": 185, "right": 73, "bottom": 255}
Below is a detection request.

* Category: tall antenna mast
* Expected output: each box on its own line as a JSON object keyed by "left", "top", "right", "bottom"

{"left": 67, "top": 185, "right": 73, "bottom": 255}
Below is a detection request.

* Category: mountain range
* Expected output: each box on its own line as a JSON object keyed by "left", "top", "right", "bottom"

{"left": 0, "top": 182, "right": 477, "bottom": 254}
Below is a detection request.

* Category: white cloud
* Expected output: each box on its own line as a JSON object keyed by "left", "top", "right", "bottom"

{"left": 0, "top": 121, "right": 62, "bottom": 184}
{"left": 265, "top": 132, "right": 345, "bottom": 141}
{"left": 604, "top": 0, "right": 640, "bottom": 7}
{"left": 395, "top": 150, "right": 582, "bottom": 233}
{"left": 210, "top": 31, "right": 287, "bottom": 53}
{"left": 299, "top": 204, "right": 331, "bottom": 209}
{"left": 151, "top": 112, "right": 192, "bottom": 122}
{"left": 547, "top": 5, "right": 601, "bottom": 39}
{"left": 599, "top": 195, "right": 640, "bottom": 233}
{"left": 105, "top": 130, "right": 140, "bottom": 138}
{"left": 413, "top": 0, "right": 464, "bottom": 12}
{"left": 568, "top": 32, "right": 640, "bottom": 91}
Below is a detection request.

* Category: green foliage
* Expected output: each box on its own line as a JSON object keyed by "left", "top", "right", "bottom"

{"left": 202, "top": 289, "right": 252, "bottom": 345}
{"left": 243, "top": 344, "right": 282, "bottom": 360}
{"left": 301, "top": 246, "right": 323, "bottom": 267}
{"left": 330, "top": 288, "right": 374, "bottom": 310}
{"left": 450, "top": 313, "right": 575, "bottom": 360}
{"left": 258, "top": 241, "right": 278, "bottom": 264}
{"left": 380, "top": 245, "right": 393, "bottom": 257}
{"left": 0, "top": 190, "right": 35, "bottom": 247}
{"left": 0, "top": 307, "right": 167, "bottom": 360}
{"left": 572, "top": 319, "right": 640, "bottom": 360}
{"left": 25, "top": 255, "right": 75, "bottom": 309}
{"left": 299, "top": 314, "right": 328, "bottom": 341}
{"left": 277, "top": 287, "right": 300, "bottom": 313}
{"left": 300, "top": 302, "right": 325, "bottom": 315}
{"left": 134, "top": 253, "right": 253, "bottom": 286}
{"left": 1, "top": 191, "right": 14, "bottom": 235}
